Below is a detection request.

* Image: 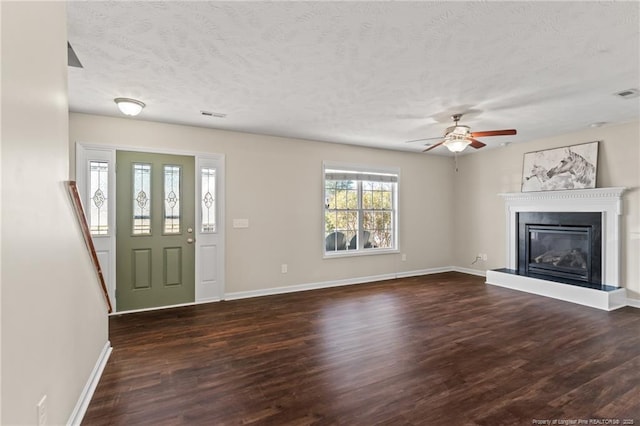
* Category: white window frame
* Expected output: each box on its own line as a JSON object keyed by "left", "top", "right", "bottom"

{"left": 76, "top": 145, "right": 117, "bottom": 306}
{"left": 322, "top": 161, "right": 400, "bottom": 258}
{"left": 196, "top": 156, "right": 225, "bottom": 303}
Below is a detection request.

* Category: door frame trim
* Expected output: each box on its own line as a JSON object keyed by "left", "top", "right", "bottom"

{"left": 75, "top": 142, "right": 226, "bottom": 311}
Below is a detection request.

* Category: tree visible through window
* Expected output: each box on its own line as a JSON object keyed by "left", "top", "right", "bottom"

{"left": 324, "top": 164, "right": 398, "bottom": 254}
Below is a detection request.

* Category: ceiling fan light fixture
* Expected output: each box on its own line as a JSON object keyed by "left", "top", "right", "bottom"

{"left": 417, "top": 113, "right": 515, "bottom": 154}
{"left": 443, "top": 136, "right": 470, "bottom": 153}
{"left": 114, "top": 97, "right": 145, "bottom": 116}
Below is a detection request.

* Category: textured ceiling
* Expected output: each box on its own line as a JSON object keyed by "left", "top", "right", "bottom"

{"left": 67, "top": 2, "right": 640, "bottom": 154}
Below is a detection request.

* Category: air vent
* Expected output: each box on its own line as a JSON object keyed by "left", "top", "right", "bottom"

{"left": 614, "top": 88, "right": 639, "bottom": 99}
{"left": 201, "top": 111, "right": 227, "bottom": 118}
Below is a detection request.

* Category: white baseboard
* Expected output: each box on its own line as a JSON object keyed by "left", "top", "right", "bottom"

{"left": 627, "top": 298, "right": 640, "bottom": 308}
{"left": 196, "top": 296, "right": 222, "bottom": 304}
{"left": 224, "top": 273, "right": 396, "bottom": 300}
{"left": 224, "top": 267, "right": 452, "bottom": 301}
{"left": 112, "top": 301, "right": 197, "bottom": 316}
{"left": 396, "top": 267, "right": 451, "bottom": 278}
{"left": 451, "top": 266, "right": 487, "bottom": 277}
{"left": 67, "top": 341, "right": 112, "bottom": 426}
{"left": 111, "top": 298, "right": 223, "bottom": 315}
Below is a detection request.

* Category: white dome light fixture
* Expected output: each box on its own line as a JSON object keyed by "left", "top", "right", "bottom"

{"left": 441, "top": 122, "right": 472, "bottom": 153}
{"left": 114, "top": 97, "right": 145, "bottom": 116}
{"left": 442, "top": 137, "right": 470, "bottom": 153}
{"left": 442, "top": 128, "right": 472, "bottom": 152}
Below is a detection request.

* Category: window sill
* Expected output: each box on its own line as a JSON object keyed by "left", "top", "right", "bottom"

{"left": 323, "top": 248, "right": 399, "bottom": 259}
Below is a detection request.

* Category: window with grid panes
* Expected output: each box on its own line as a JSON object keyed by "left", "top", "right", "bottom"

{"left": 323, "top": 163, "right": 398, "bottom": 255}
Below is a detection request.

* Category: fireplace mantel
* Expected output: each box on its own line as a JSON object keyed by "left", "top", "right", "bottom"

{"left": 499, "top": 187, "right": 625, "bottom": 286}
{"left": 487, "top": 187, "right": 627, "bottom": 310}
{"left": 499, "top": 187, "right": 625, "bottom": 208}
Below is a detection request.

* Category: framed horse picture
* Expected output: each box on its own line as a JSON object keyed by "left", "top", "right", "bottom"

{"left": 521, "top": 141, "right": 599, "bottom": 192}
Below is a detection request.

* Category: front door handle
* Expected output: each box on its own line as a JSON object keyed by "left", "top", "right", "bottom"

{"left": 187, "top": 238, "right": 195, "bottom": 244}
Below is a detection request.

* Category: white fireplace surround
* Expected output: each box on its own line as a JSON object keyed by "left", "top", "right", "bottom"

{"left": 500, "top": 187, "right": 625, "bottom": 285}
{"left": 485, "top": 187, "right": 627, "bottom": 310}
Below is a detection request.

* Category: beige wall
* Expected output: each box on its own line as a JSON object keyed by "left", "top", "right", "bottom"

{"left": 69, "top": 116, "right": 640, "bottom": 302}
{"left": 1, "top": 2, "right": 109, "bottom": 424}
{"left": 70, "top": 113, "right": 456, "bottom": 294}
{"left": 453, "top": 121, "right": 640, "bottom": 301}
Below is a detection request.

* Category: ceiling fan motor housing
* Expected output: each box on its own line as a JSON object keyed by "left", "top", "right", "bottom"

{"left": 444, "top": 124, "right": 471, "bottom": 137}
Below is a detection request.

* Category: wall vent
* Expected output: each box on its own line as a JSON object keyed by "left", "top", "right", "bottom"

{"left": 201, "top": 111, "right": 227, "bottom": 118}
{"left": 614, "top": 88, "right": 639, "bottom": 99}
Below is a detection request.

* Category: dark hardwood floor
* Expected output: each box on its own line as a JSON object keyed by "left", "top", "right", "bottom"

{"left": 82, "top": 272, "right": 640, "bottom": 426}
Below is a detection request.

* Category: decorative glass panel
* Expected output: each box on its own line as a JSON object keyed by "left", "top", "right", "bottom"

{"left": 163, "top": 165, "right": 181, "bottom": 234}
{"left": 89, "top": 161, "right": 109, "bottom": 235}
{"left": 132, "top": 163, "right": 151, "bottom": 235}
{"left": 201, "top": 168, "right": 216, "bottom": 233}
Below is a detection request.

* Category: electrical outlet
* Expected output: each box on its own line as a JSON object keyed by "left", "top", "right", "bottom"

{"left": 401, "top": 254, "right": 407, "bottom": 261}
{"left": 281, "top": 264, "right": 288, "bottom": 273}
{"left": 37, "top": 395, "right": 47, "bottom": 426}
{"left": 476, "top": 253, "right": 488, "bottom": 262}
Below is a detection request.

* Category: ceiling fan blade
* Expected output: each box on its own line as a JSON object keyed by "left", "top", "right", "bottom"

{"left": 422, "top": 141, "right": 445, "bottom": 152}
{"left": 469, "top": 138, "right": 486, "bottom": 149}
{"left": 405, "top": 136, "right": 444, "bottom": 143}
{"left": 471, "top": 129, "right": 517, "bottom": 137}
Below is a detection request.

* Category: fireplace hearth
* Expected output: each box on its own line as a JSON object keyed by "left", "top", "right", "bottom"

{"left": 518, "top": 212, "right": 601, "bottom": 284}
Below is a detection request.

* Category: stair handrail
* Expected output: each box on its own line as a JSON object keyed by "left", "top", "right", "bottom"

{"left": 66, "top": 181, "right": 113, "bottom": 313}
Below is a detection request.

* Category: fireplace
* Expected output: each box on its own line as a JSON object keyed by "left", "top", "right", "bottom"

{"left": 518, "top": 212, "right": 601, "bottom": 284}
{"left": 526, "top": 225, "right": 591, "bottom": 280}
{"left": 485, "top": 187, "right": 627, "bottom": 311}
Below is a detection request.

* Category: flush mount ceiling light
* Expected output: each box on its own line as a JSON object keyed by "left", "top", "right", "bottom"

{"left": 114, "top": 97, "right": 145, "bottom": 116}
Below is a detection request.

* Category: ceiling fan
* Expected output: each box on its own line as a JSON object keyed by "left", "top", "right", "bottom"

{"left": 407, "top": 114, "right": 517, "bottom": 153}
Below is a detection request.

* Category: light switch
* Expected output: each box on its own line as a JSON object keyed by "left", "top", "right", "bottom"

{"left": 233, "top": 218, "right": 249, "bottom": 228}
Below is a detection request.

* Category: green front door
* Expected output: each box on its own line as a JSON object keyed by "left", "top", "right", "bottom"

{"left": 116, "top": 151, "right": 195, "bottom": 311}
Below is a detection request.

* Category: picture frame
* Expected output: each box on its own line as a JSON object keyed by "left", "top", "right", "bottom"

{"left": 521, "top": 141, "right": 599, "bottom": 192}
